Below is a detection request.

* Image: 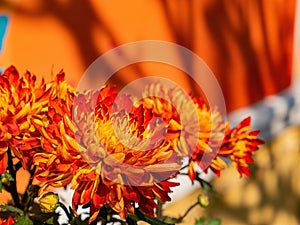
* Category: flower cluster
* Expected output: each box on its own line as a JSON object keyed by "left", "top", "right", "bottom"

{"left": 0, "top": 66, "right": 264, "bottom": 224}
{"left": 34, "top": 85, "right": 181, "bottom": 222}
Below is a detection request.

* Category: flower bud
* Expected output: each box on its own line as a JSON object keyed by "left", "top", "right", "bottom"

{"left": 39, "top": 192, "right": 60, "bottom": 213}
{"left": 198, "top": 194, "right": 209, "bottom": 208}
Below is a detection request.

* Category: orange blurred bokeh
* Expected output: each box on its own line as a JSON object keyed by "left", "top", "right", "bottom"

{"left": 0, "top": 0, "right": 296, "bottom": 112}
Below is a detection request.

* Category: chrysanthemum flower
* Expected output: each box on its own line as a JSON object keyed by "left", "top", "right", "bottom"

{"left": 141, "top": 83, "right": 264, "bottom": 179}
{"left": 0, "top": 66, "right": 51, "bottom": 173}
{"left": 34, "top": 86, "right": 181, "bottom": 223}
{"left": 188, "top": 113, "right": 264, "bottom": 179}
{"left": 187, "top": 98, "right": 226, "bottom": 179}
{"left": 33, "top": 70, "right": 75, "bottom": 188}
{"left": 188, "top": 115, "right": 264, "bottom": 178}
{"left": 217, "top": 117, "right": 264, "bottom": 177}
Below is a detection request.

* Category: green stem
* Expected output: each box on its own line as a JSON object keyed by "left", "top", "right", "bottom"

{"left": 59, "top": 202, "right": 72, "bottom": 222}
{"left": 22, "top": 166, "right": 36, "bottom": 209}
{"left": 177, "top": 201, "right": 198, "bottom": 222}
{"left": 7, "top": 148, "right": 21, "bottom": 208}
{"left": 180, "top": 164, "right": 189, "bottom": 171}
{"left": 135, "top": 209, "right": 174, "bottom": 225}
{"left": 156, "top": 200, "right": 163, "bottom": 219}
{"left": 14, "top": 161, "right": 22, "bottom": 171}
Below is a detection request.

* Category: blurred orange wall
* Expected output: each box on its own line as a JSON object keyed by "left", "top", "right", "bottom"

{"left": 0, "top": 0, "right": 296, "bottom": 112}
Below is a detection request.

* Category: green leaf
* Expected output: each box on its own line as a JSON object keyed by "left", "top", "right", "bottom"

{"left": 127, "top": 214, "right": 139, "bottom": 225}
{"left": 195, "top": 217, "right": 221, "bottom": 225}
{"left": 207, "top": 218, "right": 221, "bottom": 225}
{"left": 45, "top": 217, "right": 54, "bottom": 225}
{"left": 195, "top": 217, "right": 206, "bottom": 225}
{"left": 14, "top": 215, "right": 34, "bottom": 225}
{"left": 0, "top": 205, "right": 23, "bottom": 215}
{"left": 75, "top": 217, "right": 89, "bottom": 225}
{"left": 0, "top": 172, "right": 14, "bottom": 193}
{"left": 2, "top": 171, "right": 14, "bottom": 181}
{"left": 162, "top": 216, "right": 180, "bottom": 224}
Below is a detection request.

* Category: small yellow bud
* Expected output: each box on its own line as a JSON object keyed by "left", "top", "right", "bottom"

{"left": 198, "top": 194, "right": 209, "bottom": 208}
{"left": 39, "top": 192, "right": 60, "bottom": 213}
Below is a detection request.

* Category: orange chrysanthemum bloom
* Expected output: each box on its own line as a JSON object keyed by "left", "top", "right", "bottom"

{"left": 188, "top": 115, "right": 264, "bottom": 178}
{"left": 0, "top": 66, "right": 51, "bottom": 173}
{"left": 186, "top": 98, "right": 226, "bottom": 180}
{"left": 218, "top": 117, "right": 264, "bottom": 177}
{"left": 33, "top": 70, "right": 75, "bottom": 188}
{"left": 0, "top": 216, "right": 15, "bottom": 225}
{"left": 141, "top": 84, "right": 264, "bottom": 179}
{"left": 34, "top": 85, "right": 181, "bottom": 223}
